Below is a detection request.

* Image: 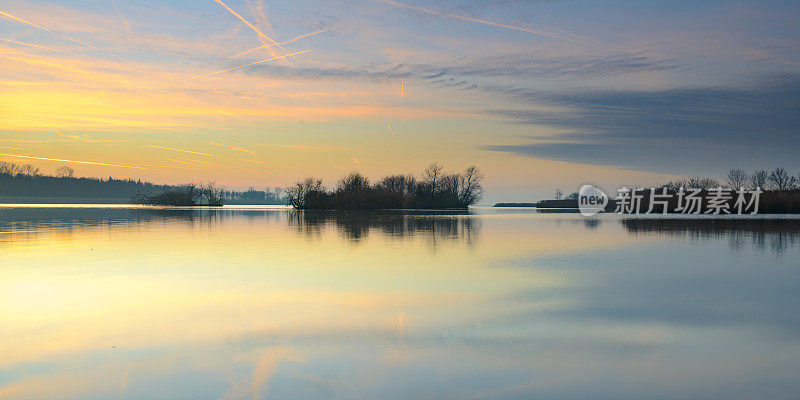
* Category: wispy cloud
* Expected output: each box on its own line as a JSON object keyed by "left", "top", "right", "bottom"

{"left": 483, "top": 73, "right": 800, "bottom": 173}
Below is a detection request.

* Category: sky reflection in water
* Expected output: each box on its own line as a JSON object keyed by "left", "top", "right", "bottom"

{"left": 1, "top": 206, "right": 799, "bottom": 400}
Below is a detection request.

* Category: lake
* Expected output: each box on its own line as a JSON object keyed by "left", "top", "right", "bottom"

{"left": 1, "top": 205, "right": 799, "bottom": 399}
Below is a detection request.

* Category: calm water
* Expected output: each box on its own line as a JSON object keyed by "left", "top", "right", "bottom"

{"left": 1, "top": 206, "right": 800, "bottom": 400}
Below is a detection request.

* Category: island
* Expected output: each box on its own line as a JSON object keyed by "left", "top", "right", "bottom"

{"left": 287, "top": 163, "right": 483, "bottom": 210}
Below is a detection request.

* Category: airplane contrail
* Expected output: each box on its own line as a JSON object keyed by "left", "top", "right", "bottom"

{"left": 177, "top": 50, "right": 310, "bottom": 82}
{"left": 260, "top": 143, "right": 310, "bottom": 149}
{"left": 239, "top": 158, "right": 268, "bottom": 165}
{"left": 400, "top": 81, "right": 404, "bottom": 104}
{"left": 207, "top": 141, "right": 255, "bottom": 153}
{"left": 376, "top": 0, "right": 587, "bottom": 44}
{"left": 0, "top": 37, "right": 60, "bottom": 52}
{"left": 230, "top": 28, "right": 328, "bottom": 59}
{"left": 0, "top": 153, "right": 147, "bottom": 169}
{"left": 147, "top": 145, "right": 216, "bottom": 157}
{"left": 0, "top": 9, "right": 130, "bottom": 61}
{"left": 110, "top": 0, "right": 132, "bottom": 34}
{"left": 212, "top": 0, "right": 288, "bottom": 57}
{"left": 387, "top": 123, "right": 395, "bottom": 136}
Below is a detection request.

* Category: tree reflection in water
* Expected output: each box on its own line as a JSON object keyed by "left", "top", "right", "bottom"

{"left": 622, "top": 218, "right": 800, "bottom": 256}
{"left": 288, "top": 210, "right": 480, "bottom": 248}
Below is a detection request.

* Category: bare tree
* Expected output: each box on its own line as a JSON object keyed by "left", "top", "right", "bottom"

{"left": 423, "top": 162, "right": 443, "bottom": 193}
{"left": 0, "top": 162, "right": 21, "bottom": 176}
{"left": 750, "top": 170, "right": 768, "bottom": 189}
{"left": 23, "top": 164, "right": 40, "bottom": 176}
{"left": 685, "top": 177, "right": 719, "bottom": 190}
{"left": 726, "top": 168, "right": 748, "bottom": 189}
{"left": 554, "top": 188, "right": 564, "bottom": 200}
{"left": 0, "top": 162, "right": 39, "bottom": 177}
{"left": 199, "top": 182, "right": 224, "bottom": 206}
{"left": 459, "top": 166, "right": 484, "bottom": 205}
{"left": 768, "top": 167, "right": 797, "bottom": 190}
{"left": 55, "top": 165, "right": 75, "bottom": 178}
{"left": 286, "top": 177, "right": 323, "bottom": 208}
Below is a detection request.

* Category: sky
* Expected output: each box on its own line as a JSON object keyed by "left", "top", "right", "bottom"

{"left": 0, "top": 0, "right": 798, "bottom": 202}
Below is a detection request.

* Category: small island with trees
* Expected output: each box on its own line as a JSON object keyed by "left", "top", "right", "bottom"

{"left": 494, "top": 167, "right": 800, "bottom": 214}
{"left": 1, "top": 160, "right": 482, "bottom": 209}
{"left": 287, "top": 163, "right": 484, "bottom": 209}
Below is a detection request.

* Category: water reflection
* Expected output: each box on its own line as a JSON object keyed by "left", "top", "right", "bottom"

{"left": 622, "top": 218, "right": 800, "bottom": 255}
{"left": 1, "top": 206, "right": 799, "bottom": 399}
{"left": 288, "top": 210, "right": 480, "bottom": 247}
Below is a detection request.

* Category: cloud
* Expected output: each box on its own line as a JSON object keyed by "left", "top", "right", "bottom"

{"left": 483, "top": 73, "right": 800, "bottom": 173}
{"left": 242, "top": 51, "right": 671, "bottom": 83}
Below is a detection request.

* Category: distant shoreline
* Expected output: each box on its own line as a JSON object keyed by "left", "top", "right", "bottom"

{"left": 0, "top": 196, "right": 284, "bottom": 206}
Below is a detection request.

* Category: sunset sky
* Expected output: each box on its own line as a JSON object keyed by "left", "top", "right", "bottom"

{"left": 1, "top": 0, "right": 798, "bottom": 201}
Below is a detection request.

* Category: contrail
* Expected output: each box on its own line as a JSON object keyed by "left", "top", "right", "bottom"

{"left": 171, "top": 158, "right": 225, "bottom": 167}
{"left": 239, "top": 158, "right": 268, "bottom": 165}
{"left": 0, "top": 153, "right": 147, "bottom": 169}
{"left": 0, "top": 9, "right": 130, "bottom": 60}
{"left": 177, "top": 50, "right": 309, "bottom": 82}
{"left": 207, "top": 141, "right": 255, "bottom": 153}
{"left": 400, "top": 81, "right": 404, "bottom": 104}
{"left": 377, "top": 0, "right": 587, "bottom": 44}
{"left": 260, "top": 143, "right": 310, "bottom": 149}
{"left": 0, "top": 37, "right": 60, "bottom": 52}
{"left": 212, "top": 0, "right": 288, "bottom": 57}
{"left": 110, "top": 0, "right": 132, "bottom": 34}
{"left": 147, "top": 145, "right": 215, "bottom": 157}
{"left": 164, "top": 158, "right": 198, "bottom": 166}
{"left": 387, "top": 123, "right": 395, "bottom": 136}
{"left": 230, "top": 28, "right": 328, "bottom": 59}
{"left": 352, "top": 156, "right": 362, "bottom": 165}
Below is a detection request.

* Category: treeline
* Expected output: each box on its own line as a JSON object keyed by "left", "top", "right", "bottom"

{"left": 663, "top": 167, "right": 800, "bottom": 192}
{"left": 1, "top": 162, "right": 170, "bottom": 199}
{"left": 287, "top": 163, "right": 483, "bottom": 209}
{"left": 222, "top": 188, "right": 284, "bottom": 205}
{"left": 541, "top": 166, "right": 800, "bottom": 213}
{"left": 131, "top": 183, "right": 225, "bottom": 206}
{"left": 550, "top": 167, "right": 800, "bottom": 202}
{"left": 0, "top": 161, "right": 286, "bottom": 204}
